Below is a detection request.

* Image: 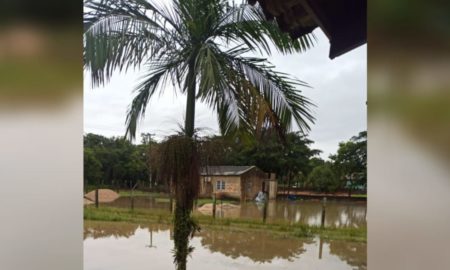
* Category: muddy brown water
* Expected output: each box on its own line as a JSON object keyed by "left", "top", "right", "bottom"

{"left": 104, "top": 197, "right": 367, "bottom": 228}
{"left": 84, "top": 221, "right": 366, "bottom": 270}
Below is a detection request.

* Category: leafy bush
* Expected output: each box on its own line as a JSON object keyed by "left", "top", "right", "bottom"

{"left": 307, "top": 165, "right": 340, "bottom": 192}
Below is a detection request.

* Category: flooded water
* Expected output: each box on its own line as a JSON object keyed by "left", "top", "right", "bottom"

{"left": 103, "top": 196, "right": 171, "bottom": 210}
{"left": 104, "top": 197, "right": 367, "bottom": 228}
{"left": 84, "top": 221, "right": 366, "bottom": 270}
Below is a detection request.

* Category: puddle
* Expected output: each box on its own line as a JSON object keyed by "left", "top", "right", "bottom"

{"left": 84, "top": 221, "right": 366, "bottom": 270}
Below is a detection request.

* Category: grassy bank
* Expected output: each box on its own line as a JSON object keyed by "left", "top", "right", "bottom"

{"left": 351, "top": 194, "right": 367, "bottom": 198}
{"left": 84, "top": 206, "right": 366, "bottom": 242}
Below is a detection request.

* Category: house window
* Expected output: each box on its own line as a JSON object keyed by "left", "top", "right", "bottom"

{"left": 216, "top": 180, "right": 226, "bottom": 190}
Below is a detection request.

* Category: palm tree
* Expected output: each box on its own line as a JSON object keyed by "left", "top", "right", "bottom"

{"left": 84, "top": 0, "right": 315, "bottom": 269}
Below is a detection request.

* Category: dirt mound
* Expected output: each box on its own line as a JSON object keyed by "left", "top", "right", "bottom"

{"left": 197, "top": 203, "right": 240, "bottom": 215}
{"left": 84, "top": 189, "right": 120, "bottom": 203}
{"left": 84, "top": 198, "right": 94, "bottom": 205}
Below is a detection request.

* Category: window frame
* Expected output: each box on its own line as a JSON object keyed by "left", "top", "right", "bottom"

{"left": 216, "top": 180, "right": 226, "bottom": 191}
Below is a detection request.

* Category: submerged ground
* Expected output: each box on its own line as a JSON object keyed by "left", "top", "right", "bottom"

{"left": 84, "top": 195, "right": 366, "bottom": 269}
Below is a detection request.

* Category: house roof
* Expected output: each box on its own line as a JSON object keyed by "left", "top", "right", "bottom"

{"left": 200, "top": 166, "right": 256, "bottom": 176}
{"left": 248, "top": 0, "right": 367, "bottom": 59}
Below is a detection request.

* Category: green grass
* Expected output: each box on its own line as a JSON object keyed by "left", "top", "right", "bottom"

{"left": 155, "top": 197, "right": 171, "bottom": 203}
{"left": 351, "top": 194, "right": 367, "bottom": 198}
{"left": 84, "top": 206, "right": 366, "bottom": 242}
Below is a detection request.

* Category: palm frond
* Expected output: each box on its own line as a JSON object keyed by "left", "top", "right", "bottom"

{"left": 205, "top": 47, "right": 315, "bottom": 137}
{"left": 84, "top": 16, "right": 163, "bottom": 86}
{"left": 84, "top": 0, "right": 181, "bottom": 86}
{"left": 231, "top": 54, "right": 315, "bottom": 133}
{"left": 125, "top": 56, "right": 186, "bottom": 140}
{"left": 85, "top": 0, "right": 315, "bottom": 142}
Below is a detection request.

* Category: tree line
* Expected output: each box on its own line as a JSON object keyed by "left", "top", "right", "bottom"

{"left": 84, "top": 131, "right": 366, "bottom": 193}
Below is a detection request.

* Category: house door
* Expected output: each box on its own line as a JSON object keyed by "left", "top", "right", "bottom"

{"left": 245, "top": 181, "right": 253, "bottom": 200}
{"left": 205, "top": 182, "right": 212, "bottom": 196}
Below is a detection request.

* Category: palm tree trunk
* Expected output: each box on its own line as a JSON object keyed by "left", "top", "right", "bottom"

{"left": 184, "top": 60, "right": 196, "bottom": 137}
{"left": 173, "top": 201, "right": 192, "bottom": 270}
{"left": 174, "top": 60, "right": 197, "bottom": 270}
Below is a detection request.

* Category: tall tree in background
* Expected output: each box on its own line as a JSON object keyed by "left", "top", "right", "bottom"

{"left": 84, "top": 148, "right": 102, "bottom": 193}
{"left": 84, "top": 0, "right": 315, "bottom": 268}
{"left": 84, "top": 133, "right": 149, "bottom": 189}
{"left": 196, "top": 131, "right": 320, "bottom": 182}
{"left": 330, "top": 131, "right": 367, "bottom": 195}
{"left": 307, "top": 164, "right": 339, "bottom": 192}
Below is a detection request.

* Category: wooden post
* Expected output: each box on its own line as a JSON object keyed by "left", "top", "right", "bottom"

{"left": 263, "top": 199, "right": 268, "bottom": 223}
{"left": 318, "top": 237, "right": 323, "bottom": 259}
{"left": 145, "top": 227, "right": 157, "bottom": 249}
{"left": 131, "top": 189, "right": 135, "bottom": 211}
{"left": 212, "top": 193, "right": 216, "bottom": 219}
{"left": 130, "top": 182, "right": 138, "bottom": 211}
{"left": 321, "top": 197, "right": 327, "bottom": 228}
{"left": 193, "top": 199, "right": 197, "bottom": 212}
{"left": 95, "top": 188, "right": 99, "bottom": 208}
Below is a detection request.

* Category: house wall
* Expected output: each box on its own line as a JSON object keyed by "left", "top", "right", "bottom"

{"left": 199, "top": 175, "right": 242, "bottom": 199}
{"left": 268, "top": 180, "right": 278, "bottom": 200}
{"left": 267, "top": 173, "right": 278, "bottom": 200}
{"left": 200, "top": 167, "right": 269, "bottom": 201}
{"left": 199, "top": 176, "right": 212, "bottom": 197}
{"left": 241, "top": 169, "right": 266, "bottom": 200}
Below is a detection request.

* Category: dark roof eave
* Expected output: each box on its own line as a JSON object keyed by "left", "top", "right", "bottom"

{"left": 200, "top": 166, "right": 257, "bottom": 176}
{"left": 248, "top": 0, "right": 367, "bottom": 59}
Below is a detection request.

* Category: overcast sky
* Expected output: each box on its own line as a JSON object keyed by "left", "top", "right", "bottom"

{"left": 84, "top": 30, "right": 366, "bottom": 159}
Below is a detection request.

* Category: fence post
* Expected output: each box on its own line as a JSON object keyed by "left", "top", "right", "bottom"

{"left": 212, "top": 193, "right": 216, "bottom": 219}
{"left": 318, "top": 237, "right": 323, "bottom": 259}
{"left": 95, "top": 188, "right": 99, "bottom": 208}
{"left": 321, "top": 197, "right": 327, "bottom": 228}
{"left": 131, "top": 188, "right": 134, "bottom": 211}
{"left": 263, "top": 199, "right": 268, "bottom": 223}
{"left": 169, "top": 180, "right": 173, "bottom": 213}
{"left": 193, "top": 199, "right": 197, "bottom": 212}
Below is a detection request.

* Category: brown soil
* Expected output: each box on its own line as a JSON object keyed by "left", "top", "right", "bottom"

{"left": 84, "top": 189, "right": 120, "bottom": 204}
{"left": 197, "top": 203, "right": 240, "bottom": 215}
{"left": 84, "top": 198, "right": 94, "bottom": 205}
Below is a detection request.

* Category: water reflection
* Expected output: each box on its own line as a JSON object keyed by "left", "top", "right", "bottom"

{"left": 197, "top": 229, "right": 311, "bottom": 263}
{"left": 328, "top": 240, "right": 367, "bottom": 270}
{"left": 102, "top": 196, "right": 170, "bottom": 210}
{"left": 84, "top": 221, "right": 366, "bottom": 270}
{"left": 104, "top": 198, "right": 367, "bottom": 228}
{"left": 202, "top": 200, "right": 367, "bottom": 228}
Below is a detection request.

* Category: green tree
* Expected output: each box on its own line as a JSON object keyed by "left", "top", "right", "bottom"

{"left": 197, "top": 131, "right": 321, "bottom": 191}
{"left": 330, "top": 131, "right": 367, "bottom": 194}
{"left": 84, "top": 1, "right": 315, "bottom": 268}
{"left": 306, "top": 164, "right": 339, "bottom": 192}
{"left": 84, "top": 133, "right": 150, "bottom": 189}
{"left": 84, "top": 148, "right": 103, "bottom": 191}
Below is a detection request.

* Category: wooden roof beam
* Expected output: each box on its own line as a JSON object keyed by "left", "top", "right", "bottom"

{"left": 298, "top": 0, "right": 332, "bottom": 40}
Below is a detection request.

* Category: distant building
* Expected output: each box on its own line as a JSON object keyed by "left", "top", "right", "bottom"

{"left": 199, "top": 166, "right": 277, "bottom": 201}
